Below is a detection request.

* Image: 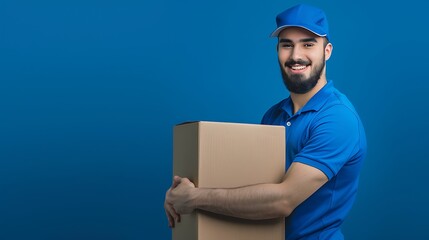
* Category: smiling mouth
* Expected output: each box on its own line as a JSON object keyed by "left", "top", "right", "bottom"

{"left": 284, "top": 59, "right": 311, "bottom": 73}
{"left": 287, "top": 64, "right": 310, "bottom": 73}
{"left": 290, "top": 65, "right": 307, "bottom": 70}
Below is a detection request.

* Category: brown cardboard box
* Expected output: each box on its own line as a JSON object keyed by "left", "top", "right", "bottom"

{"left": 172, "top": 121, "right": 285, "bottom": 240}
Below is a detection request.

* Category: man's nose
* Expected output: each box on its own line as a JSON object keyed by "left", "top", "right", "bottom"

{"left": 290, "top": 47, "right": 303, "bottom": 61}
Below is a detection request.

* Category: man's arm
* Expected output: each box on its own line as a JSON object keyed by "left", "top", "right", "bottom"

{"left": 165, "top": 162, "right": 328, "bottom": 222}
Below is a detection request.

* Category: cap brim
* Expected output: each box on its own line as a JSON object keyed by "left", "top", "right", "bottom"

{"left": 270, "top": 25, "right": 327, "bottom": 38}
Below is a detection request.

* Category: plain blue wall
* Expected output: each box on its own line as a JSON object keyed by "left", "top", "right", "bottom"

{"left": 1, "top": 0, "right": 428, "bottom": 239}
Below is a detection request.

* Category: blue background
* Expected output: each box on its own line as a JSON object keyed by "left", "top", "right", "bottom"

{"left": 1, "top": 0, "right": 428, "bottom": 239}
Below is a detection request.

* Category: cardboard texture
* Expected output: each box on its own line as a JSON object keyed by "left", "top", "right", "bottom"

{"left": 172, "top": 121, "right": 285, "bottom": 240}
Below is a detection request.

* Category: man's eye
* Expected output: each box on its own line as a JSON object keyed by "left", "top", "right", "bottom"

{"left": 304, "top": 44, "right": 314, "bottom": 47}
{"left": 281, "top": 44, "right": 293, "bottom": 48}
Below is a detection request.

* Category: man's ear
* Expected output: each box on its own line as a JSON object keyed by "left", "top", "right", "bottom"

{"left": 325, "top": 43, "right": 333, "bottom": 61}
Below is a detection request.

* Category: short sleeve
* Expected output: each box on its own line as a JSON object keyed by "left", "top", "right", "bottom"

{"left": 293, "top": 105, "right": 362, "bottom": 179}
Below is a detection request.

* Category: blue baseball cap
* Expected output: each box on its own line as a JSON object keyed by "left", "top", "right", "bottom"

{"left": 270, "top": 4, "right": 329, "bottom": 40}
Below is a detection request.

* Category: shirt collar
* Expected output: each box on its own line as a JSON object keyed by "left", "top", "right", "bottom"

{"left": 281, "top": 80, "right": 335, "bottom": 116}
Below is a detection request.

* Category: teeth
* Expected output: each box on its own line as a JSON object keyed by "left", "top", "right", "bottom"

{"left": 291, "top": 65, "right": 306, "bottom": 70}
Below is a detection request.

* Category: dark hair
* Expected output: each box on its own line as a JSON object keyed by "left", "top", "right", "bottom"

{"left": 323, "top": 37, "right": 329, "bottom": 48}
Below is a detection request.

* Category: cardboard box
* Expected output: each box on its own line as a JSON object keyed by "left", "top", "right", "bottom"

{"left": 173, "top": 121, "right": 285, "bottom": 240}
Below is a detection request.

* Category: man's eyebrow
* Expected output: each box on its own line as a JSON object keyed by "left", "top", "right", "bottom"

{"left": 279, "top": 39, "right": 293, "bottom": 43}
{"left": 300, "top": 38, "right": 318, "bottom": 43}
{"left": 278, "top": 38, "right": 318, "bottom": 43}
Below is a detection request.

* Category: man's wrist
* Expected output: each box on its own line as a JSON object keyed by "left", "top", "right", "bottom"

{"left": 190, "top": 187, "right": 201, "bottom": 211}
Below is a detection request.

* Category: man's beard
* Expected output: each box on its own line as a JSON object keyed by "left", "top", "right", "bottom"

{"left": 279, "top": 55, "right": 325, "bottom": 94}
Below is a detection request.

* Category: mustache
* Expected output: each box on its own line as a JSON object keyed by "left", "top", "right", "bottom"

{"left": 285, "top": 59, "right": 311, "bottom": 67}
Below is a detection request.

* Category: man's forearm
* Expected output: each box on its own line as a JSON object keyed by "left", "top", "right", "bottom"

{"left": 193, "top": 183, "right": 290, "bottom": 220}
{"left": 168, "top": 163, "right": 327, "bottom": 223}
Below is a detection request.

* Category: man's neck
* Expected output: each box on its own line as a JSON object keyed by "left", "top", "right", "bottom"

{"left": 290, "top": 78, "right": 327, "bottom": 115}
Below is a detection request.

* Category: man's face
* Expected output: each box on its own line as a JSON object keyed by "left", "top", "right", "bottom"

{"left": 277, "top": 27, "right": 331, "bottom": 94}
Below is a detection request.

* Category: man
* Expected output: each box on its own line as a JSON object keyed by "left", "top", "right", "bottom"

{"left": 165, "top": 4, "right": 367, "bottom": 240}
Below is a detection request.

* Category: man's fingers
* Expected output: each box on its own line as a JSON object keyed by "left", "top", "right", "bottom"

{"left": 175, "top": 209, "right": 181, "bottom": 223}
{"left": 165, "top": 207, "right": 175, "bottom": 228}
{"left": 165, "top": 203, "right": 181, "bottom": 228}
{"left": 172, "top": 176, "right": 196, "bottom": 189}
{"left": 172, "top": 176, "right": 182, "bottom": 188}
{"left": 180, "top": 177, "right": 195, "bottom": 187}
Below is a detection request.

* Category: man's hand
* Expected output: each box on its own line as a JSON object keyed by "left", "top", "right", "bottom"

{"left": 164, "top": 176, "right": 181, "bottom": 228}
{"left": 164, "top": 176, "right": 197, "bottom": 228}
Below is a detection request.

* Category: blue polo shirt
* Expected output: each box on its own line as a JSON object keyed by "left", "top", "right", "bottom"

{"left": 261, "top": 81, "right": 367, "bottom": 240}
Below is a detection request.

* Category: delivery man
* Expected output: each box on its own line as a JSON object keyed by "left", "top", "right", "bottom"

{"left": 164, "top": 4, "right": 367, "bottom": 239}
